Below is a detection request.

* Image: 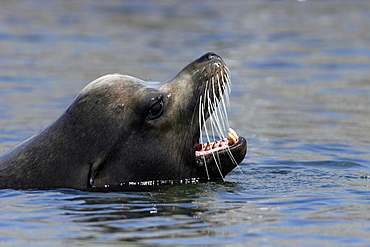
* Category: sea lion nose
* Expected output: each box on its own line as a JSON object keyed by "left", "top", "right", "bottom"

{"left": 198, "top": 52, "right": 222, "bottom": 62}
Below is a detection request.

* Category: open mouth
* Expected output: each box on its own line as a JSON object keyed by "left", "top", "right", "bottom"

{"left": 194, "top": 128, "right": 239, "bottom": 157}
{"left": 193, "top": 124, "right": 246, "bottom": 181}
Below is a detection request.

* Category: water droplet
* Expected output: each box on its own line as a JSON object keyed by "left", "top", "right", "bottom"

{"left": 150, "top": 206, "right": 158, "bottom": 214}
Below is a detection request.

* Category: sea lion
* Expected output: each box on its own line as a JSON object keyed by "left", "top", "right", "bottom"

{"left": 0, "top": 52, "right": 247, "bottom": 191}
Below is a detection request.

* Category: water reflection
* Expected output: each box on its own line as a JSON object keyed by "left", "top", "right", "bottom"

{"left": 0, "top": 183, "right": 240, "bottom": 244}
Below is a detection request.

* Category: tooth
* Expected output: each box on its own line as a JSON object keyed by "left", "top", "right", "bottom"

{"left": 228, "top": 132, "right": 237, "bottom": 145}
{"left": 205, "top": 142, "right": 210, "bottom": 151}
{"left": 212, "top": 141, "right": 218, "bottom": 149}
{"left": 229, "top": 128, "right": 238, "bottom": 138}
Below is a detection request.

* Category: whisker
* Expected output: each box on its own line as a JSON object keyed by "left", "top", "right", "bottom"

{"left": 214, "top": 69, "right": 242, "bottom": 172}
{"left": 210, "top": 149, "right": 225, "bottom": 181}
{"left": 197, "top": 63, "right": 243, "bottom": 179}
{"left": 211, "top": 83, "right": 227, "bottom": 139}
{"left": 219, "top": 71, "right": 243, "bottom": 172}
{"left": 210, "top": 76, "right": 228, "bottom": 180}
{"left": 208, "top": 78, "right": 219, "bottom": 139}
{"left": 212, "top": 76, "right": 229, "bottom": 137}
{"left": 199, "top": 95, "right": 210, "bottom": 180}
{"left": 203, "top": 78, "right": 226, "bottom": 180}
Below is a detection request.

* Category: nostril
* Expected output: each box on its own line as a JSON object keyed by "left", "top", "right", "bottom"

{"left": 206, "top": 52, "right": 218, "bottom": 60}
{"left": 198, "top": 52, "right": 222, "bottom": 62}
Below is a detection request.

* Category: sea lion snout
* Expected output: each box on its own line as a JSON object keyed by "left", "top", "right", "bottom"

{"left": 197, "top": 52, "right": 223, "bottom": 62}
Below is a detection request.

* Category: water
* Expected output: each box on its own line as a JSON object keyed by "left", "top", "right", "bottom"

{"left": 1, "top": 0, "right": 370, "bottom": 246}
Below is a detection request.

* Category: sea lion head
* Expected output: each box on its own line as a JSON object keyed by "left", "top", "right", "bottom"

{"left": 87, "top": 52, "right": 247, "bottom": 190}
{"left": 0, "top": 52, "right": 246, "bottom": 191}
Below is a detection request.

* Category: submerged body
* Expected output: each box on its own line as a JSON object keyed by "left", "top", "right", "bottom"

{"left": 0, "top": 53, "right": 247, "bottom": 191}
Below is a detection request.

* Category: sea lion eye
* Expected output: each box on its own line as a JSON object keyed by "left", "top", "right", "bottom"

{"left": 148, "top": 100, "right": 164, "bottom": 119}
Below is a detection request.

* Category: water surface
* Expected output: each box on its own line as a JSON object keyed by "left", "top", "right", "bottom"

{"left": 1, "top": 0, "right": 370, "bottom": 246}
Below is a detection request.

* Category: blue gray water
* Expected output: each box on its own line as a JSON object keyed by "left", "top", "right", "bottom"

{"left": 1, "top": 0, "right": 370, "bottom": 246}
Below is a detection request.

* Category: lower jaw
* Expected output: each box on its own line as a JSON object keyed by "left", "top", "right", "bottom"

{"left": 194, "top": 136, "right": 246, "bottom": 180}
